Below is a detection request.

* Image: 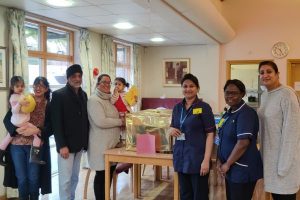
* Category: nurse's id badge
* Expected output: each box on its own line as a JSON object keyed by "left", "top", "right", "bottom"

{"left": 177, "top": 133, "right": 186, "bottom": 141}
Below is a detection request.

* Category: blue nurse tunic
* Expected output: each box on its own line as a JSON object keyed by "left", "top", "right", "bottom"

{"left": 171, "top": 98, "right": 216, "bottom": 174}
{"left": 217, "top": 101, "right": 263, "bottom": 183}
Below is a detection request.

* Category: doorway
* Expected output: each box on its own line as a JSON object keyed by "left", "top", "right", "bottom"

{"left": 287, "top": 59, "right": 300, "bottom": 96}
{"left": 226, "top": 60, "right": 270, "bottom": 109}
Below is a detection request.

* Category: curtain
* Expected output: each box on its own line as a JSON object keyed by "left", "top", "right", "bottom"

{"left": 133, "top": 44, "right": 143, "bottom": 111}
{"left": 7, "top": 8, "right": 28, "bottom": 85}
{"left": 101, "top": 34, "right": 115, "bottom": 80}
{"left": 79, "top": 29, "right": 93, "bottom": 96}
{"left": 5, "top": 8, "right": 28, "bottom": 198}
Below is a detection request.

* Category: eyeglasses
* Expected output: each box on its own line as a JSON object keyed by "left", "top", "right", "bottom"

{"left": 33, "top": 84, "right": 46, "bottom": 89}
{"left": 224, "top": 91, "right": 241, "bottom": 96}
{"left": 99, "top": 81, "right": 112, "bottom": 85}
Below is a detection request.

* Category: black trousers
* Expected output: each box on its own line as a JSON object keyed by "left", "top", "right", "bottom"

{"left": 225, "top": 178, "right": 257, "bottom": 200}
{"left": 272, "top": 193, "right": 296, "bottom": 200}
{"left": 94, "top": 165, "right": 116, "bottom": 200}
{"left": 178, "top": 172, "right": 209, "bottom": 200}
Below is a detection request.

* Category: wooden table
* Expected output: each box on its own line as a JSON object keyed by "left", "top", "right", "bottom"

{"left": 104, "top": 148, "right": 179, "bottom": 200}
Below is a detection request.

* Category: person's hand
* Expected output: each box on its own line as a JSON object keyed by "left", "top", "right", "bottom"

{"left": 134, "top": 95, "right": 138, "bottom": 102}
{"left": 200, "top": 160, "right": 210, "bottom": 176}
{"left": 220, "top": 162, "right": 230, "bottom": 177}
{"left": 169, "top": 127, "right": 181, "bottom": 137}
{"left": 17, "top": 123, "right": 40, "bottom": 136}
{"left": 19, "top": 99, "right": 30, "bottom": 107}
{"left": 216, "top": 159, "right": 222, "bottom": 172}
{"left": 113, "top": 87, "right": 119, "bottom": 95}
{"left": 121, "top": 116, "right": 126, "bottom": 127}
{"left": 60, "top": 147, "right": 69, "bottom": 159}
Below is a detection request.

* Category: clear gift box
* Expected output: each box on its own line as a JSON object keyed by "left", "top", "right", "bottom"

{"left": 125, "top": 109, "right": 173, "bottom": 153}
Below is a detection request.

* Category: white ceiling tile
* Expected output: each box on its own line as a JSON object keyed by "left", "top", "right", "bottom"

{"left": 100, "top": 3, "right": 149, "bottom": 14}
{"left": 84, "top": 0, "right": 134, "bottom": 6}
{"left": 84, "top": 15, "right": 123, "bottom": 24}
{"left": 31, "top": 9, "right": 77, "bottom": 20}
{"left": 0, "top": 0, "right": 52, "bottom": 11}
{"left": 57, "top": 6, "right": 112, "bottom": 17}
{"left": 0, "top": 0, "right": 219, "bottom": 46}
{"left": 31, "top": 0, "right": 92, "bottom": 8}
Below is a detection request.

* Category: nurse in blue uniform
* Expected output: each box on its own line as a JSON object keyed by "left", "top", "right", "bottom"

{"left": 169, "top": 73, "right": 216, "bottom": 200}
{"left": 217, "top": 79, "right": 263, "bottom": 200}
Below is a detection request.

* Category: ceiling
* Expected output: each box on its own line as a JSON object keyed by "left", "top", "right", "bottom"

{"left": 0, "top": 0, "right": 235, "bottom": 46}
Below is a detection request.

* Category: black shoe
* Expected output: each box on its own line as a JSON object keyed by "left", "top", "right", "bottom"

{"left": 0, "top": 149, "right": 8, "bottom": 167}
{"left": 29, "top": 146, "right": 46, "bottom": 165}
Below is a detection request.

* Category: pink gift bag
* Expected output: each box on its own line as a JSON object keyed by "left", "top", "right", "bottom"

{"left": 136, "top": 133, "right": 156, "bottom": 154}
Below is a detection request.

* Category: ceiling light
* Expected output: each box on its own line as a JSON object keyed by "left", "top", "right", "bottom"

{"left": 113, "top": 22, "right": 134, "bottom": 30}
{"left": 46, "top": 0, "right": 74, "bottom": 7}
{"left": 150, "top": 37, "right": 165, "bottom": 42}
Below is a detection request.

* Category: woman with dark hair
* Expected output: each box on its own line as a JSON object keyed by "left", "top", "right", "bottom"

{"left": 217, "top": 79, "right": 263, "bottom": 200}
{"left": 169, "top": 73, "right": 216, "bottom": 200}
{"left": 3, "top": 76, "right": 52, "bottom": 199}
{"left": 258, "top": 61, "right": 300, "bottom": 200}
{"left": 87, "top": 74, "right": 125, "bottom": 200}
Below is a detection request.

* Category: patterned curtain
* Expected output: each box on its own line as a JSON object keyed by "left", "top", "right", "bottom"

{"left": 101, "top": 34, "right": 115, "bottom": 80}
{"left": 7, "top": 8, "right": 28, "bottom": 86}
{"left": 79, "top": 29, "right": 93, "bottom": 96}
{"left": 133, "top": 44, "right": 143, "bottom": 111}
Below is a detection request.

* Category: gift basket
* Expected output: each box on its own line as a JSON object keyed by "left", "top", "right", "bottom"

{"left": 125, "top": 109, "right": 173, "bottom": 153}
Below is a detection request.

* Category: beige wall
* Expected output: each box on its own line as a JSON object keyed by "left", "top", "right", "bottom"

{"left": 218, "top": 0, "right": 300, "bottom": 110}
{"left": 142, "top": 44, "right": 220, "bottom": 112}
{"left": 0, "top": 5, "right": 8, "bottom": 196}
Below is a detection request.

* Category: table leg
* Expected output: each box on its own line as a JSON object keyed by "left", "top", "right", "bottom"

{"left": 105, "top": 155, "right": 110, "bottom": 200}
{"left": 174, "top": 172, "right": 179, "bottom": 200}
{"left": 133, "top": 164, "right": 139, "bottom": 198}
{"left": 155, "top": 166, "right": 162, "bottom": 181}
{"left": 137, "top": 164, "right": 141, "bottom": 196}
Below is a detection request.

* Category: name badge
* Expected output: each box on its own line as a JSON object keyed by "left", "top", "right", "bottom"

{"left": 177, "top": 133, "right": 186, "bottom": 141}
{"left": 193, "top": 108, "right": 202, "bottom": 114}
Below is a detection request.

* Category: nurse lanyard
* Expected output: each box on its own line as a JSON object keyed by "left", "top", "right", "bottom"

{"left": 178, "top": 105, "right": 194, "bottom": 141}
{"left": 215, "top": 113, "right": 229, "bottom": 145}
{"left": 180, "top": 106, "right": 194, "bottom": 130}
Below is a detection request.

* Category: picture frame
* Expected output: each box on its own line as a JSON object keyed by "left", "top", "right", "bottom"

{"left": 163, "top": 58, "right": 190, "bottom": 86}
{"left": 0, "top": 46, "right": 8, "bottom": 90}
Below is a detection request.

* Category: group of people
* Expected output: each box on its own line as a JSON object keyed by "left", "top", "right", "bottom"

{"left": 1, "top": 60, "right": 299, "bottom": 200}
{"left": 169, "top": 61, "right": 300, "bottom": 200}
{"left": 1, "top": 64, "right": 133, "bottom": 200}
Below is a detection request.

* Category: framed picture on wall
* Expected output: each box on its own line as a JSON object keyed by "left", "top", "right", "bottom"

{"left": 163, "top": 58, "right": 190, "bottom": 86}
{"left": 0, "top": 46, "right": 8, "bottom": 90}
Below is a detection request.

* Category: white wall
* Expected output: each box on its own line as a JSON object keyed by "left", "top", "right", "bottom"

{"left": 0, "top": 5, "right": 9, "bottom": 197}
{"left": 218, "top": 0, "right": 300, "bottom": 110}
{"left": 142, "top": 44, "right": 220, "bottom": 112}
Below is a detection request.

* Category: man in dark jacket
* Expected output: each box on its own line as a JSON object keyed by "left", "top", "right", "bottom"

{"left": 51, "top": 64, "right": 89, "bottom": 200}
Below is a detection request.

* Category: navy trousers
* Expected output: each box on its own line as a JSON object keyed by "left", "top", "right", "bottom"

{"left": 178, "top": 172, "right": 209, "bottom": 200}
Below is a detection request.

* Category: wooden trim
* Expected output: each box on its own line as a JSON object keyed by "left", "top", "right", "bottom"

{"left": 28, "top": 51, "right": 73, "bottom": 61}
{"left": 69, "top": 31, "right": 74, "bottom": 61}
{"left": 226, "top": 60, "right": 272, "bottom": 80}
{"left": 287, "top": 59, "right": 300, "bottom": 87}
{"left": 26, "top": 19, "right": 74, "bottom": 78}
{"left": 26, "top": 12, "right": 80, "bottom": 31}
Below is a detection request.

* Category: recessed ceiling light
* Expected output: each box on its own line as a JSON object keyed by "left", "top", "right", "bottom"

{"left": 46, "top": 0, "right": 74, "bottom": 7}
{"left": 150, "top": 37, "right": 165, "bottom": 42}
{"left": 113, "top": 22, "right": 134, "bottom": 30}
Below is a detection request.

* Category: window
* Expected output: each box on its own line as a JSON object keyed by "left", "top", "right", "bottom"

{"left": 114, "top": 42, "right": 132, "bottom": 84}
{"left": 25, "top": 20, "right": 74, "bottom": 91}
